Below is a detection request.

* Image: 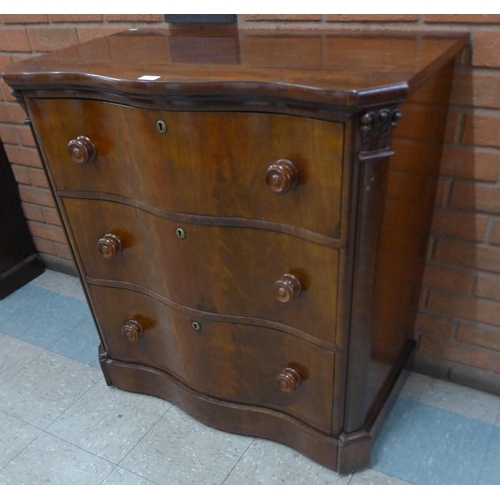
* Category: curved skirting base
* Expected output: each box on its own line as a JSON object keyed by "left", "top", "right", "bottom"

{"left": 99, "top": 346, "right": 340, "bottom": 471}
{"left": 98, "top": 342, "right": 414, "bottom": 474}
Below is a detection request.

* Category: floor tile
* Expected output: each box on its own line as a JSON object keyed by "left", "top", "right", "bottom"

{"left": 120, "top": 406, "right": 252, "bottom": 485}
{"left": 0, "top": 410, "right": 41, "bottom": 470}
{"left": 0, "top": 289, "right": 91, "bottom": 349}
{"left": 102, "top": 466, "right": 156, "bottom": 485}
{"left": 0, "top": 333, "right": 45, "bottom": 385}
{"left": 0, "top": 432, "right": 114, "bottom": 485}
{"left": 401, "top": 372, "right": 500, "bottom": 424}
{"left": 30, "top": 269, "right": 86, "bottom": 302}
{"left": 47, "top": 380, "right": 171, "bottom": 464}
{"left": 349, "top": 468, "right": 410, "bottom": 485}
{"left": 223, "top": 438, "right": 350, "bottom": 485}
{"left": 0, "top": 285, "right": 47, "bottom": 323}
{"left": 49, "top": 316, "right": 100, "bottom": 368}
{"left": 0, "top": 350, "right": 102, "bottom": 429}
{"left": 478, "top": 426, "right": 500, "bottom": 484}
{"left": 371, "top": 397, "right": 494, "bottom": 484}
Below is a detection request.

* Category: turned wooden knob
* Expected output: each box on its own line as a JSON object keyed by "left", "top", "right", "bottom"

{"left": 266, "top": 159, "right": 299, "bottom": 194}
{"left": 68, "top": 136, "right": 96, "bottom": 165}
{"left": 273, "top": 273, "right": 302, "bottom": 303}
{"left": 122, "top": 319, "right": 144, "bottom": 342}
{"left": 276, "top": 367, "right": 301, "bottom": 393}
{"left": 97, "top": 234, "right": 122, "bottom": 259}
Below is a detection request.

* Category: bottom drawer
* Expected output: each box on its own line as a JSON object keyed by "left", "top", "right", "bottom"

{"left": 89, "top": 284, "right": 335, "bottom": 434}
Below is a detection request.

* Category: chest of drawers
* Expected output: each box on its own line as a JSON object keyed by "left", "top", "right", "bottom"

{"left": 3, "top": 26, "right": 468, "bottom": 474}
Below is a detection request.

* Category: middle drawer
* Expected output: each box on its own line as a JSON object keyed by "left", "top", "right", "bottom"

{"left": 64, "top": 198, "right": 339, "bottom": 344}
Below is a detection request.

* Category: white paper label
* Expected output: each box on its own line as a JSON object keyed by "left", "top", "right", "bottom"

{"left": 138, "top": 75, "right": 161, "bottom": 81}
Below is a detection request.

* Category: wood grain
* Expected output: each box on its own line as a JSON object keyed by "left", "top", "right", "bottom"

{"left": 91, "top": 283, "right": 335, "bottom": 433}
{"left": 30, "top": 98, "right": 344, "bottom": 239}
{"left": 64, "top": 197, "right": 340, "bottom": 343}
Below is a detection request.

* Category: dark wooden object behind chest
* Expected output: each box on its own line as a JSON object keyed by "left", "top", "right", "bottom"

{"left": 0, "top": 140, "right": 44, "bottom": 299}
{"left": 3, "top": 26, "right": 468, "bottom": 473}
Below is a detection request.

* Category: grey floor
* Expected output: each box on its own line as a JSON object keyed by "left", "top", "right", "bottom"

{"left": 0, "top": 270, "right": 499, "bottom": 485}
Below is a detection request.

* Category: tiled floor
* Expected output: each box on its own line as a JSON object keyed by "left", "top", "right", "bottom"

{"left": 0, "top": 270, "right": 500, "bottom": 485}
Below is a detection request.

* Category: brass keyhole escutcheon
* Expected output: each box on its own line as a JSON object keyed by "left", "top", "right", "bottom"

{"left": 192, "top": 321, "right": 201, "bottom": 331}
{"left": 156, "top": 119, "right": 167, "bottom": 134}
{"left": 176, "top": 227, "right": 186, "bottom": 239}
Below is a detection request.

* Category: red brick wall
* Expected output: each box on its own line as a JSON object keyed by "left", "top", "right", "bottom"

{"left": 1, "top": 14, "right": 500, "bottom": 393}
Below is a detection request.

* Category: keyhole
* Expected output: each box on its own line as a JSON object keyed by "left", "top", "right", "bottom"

{"left": 156, "top": 120, "right": 167, "bottom": 134}
{"left": 176, "top": 228, "right": 186, "bottom": 239}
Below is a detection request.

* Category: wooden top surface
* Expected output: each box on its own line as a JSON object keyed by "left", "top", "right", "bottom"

{"left": 3, "top": 26, "right": 468, "bottom": 109}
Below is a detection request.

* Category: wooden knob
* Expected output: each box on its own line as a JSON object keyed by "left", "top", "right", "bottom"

{"left": 68, "top": 136, "right": 96, "bottom": 165}
{"left": 266, "top": 159, "right": 299, "bottom": 194}
{"left": 276, "top": 367, "right": 301, "bottom": 393}
{"left": 273, "top": 273, "right": 302, "bottom": 303}
{"left": 97, "top": 234, "right": 122, "bottom": 259}
{"left": 122, "top": 320, "right": 143, "bottom": 342}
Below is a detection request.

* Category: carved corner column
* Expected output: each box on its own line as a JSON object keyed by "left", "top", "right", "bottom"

{"left": 343, "top": 106, "right": 402, "bottom": 436}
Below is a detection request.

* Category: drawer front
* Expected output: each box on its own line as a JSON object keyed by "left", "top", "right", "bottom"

{"left": 65, "top": 198, "right": 339, "bottom": 344}
{"left": 90, "top": 284, "right": 335, "bottom": 433}
{"left": 31, "top": 98, "right": 344, "bottom": 239}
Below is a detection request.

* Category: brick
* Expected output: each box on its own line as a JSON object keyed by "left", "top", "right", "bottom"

{"left": 49, "top": 14, "right": 103, "bottom": 23}
{"left": 0, "top": 81, "right": 15, "bottom": 102}
{"left": 450, "top": 182, "right": 500, "bottom": 215}
{"left": 326, "top": 14, "right": 418, "bottom": 22}
{"left": 444, "top": 111, "right": 461, "bottom": 143}
{"left": 27, "top": 28, "right": 78, "bottom": 52}
{"left": 4, "top": 145, "right": 42, "bottom": 168}
{"left": 434, "top": 179, "right": 451, "bottom": 207}
{"left": 439, "top": 148, "right": 500, "bottom": 182}
{"left": 434, "top": 239, "right": 500, "bottom": 273}
{"left": 41, "top": 207, "right": 61, "bottom": 226}
{"left": 462, "top": 113, "right": 500, "bottom": 147}
{"left": 431, "top": 209, "right": 488, "bottom": 242}
{"left": 491, "top": 221, "right": 500, "bottom": 245}
{"left": 414, "top": 312, "right": 457, "bottom": 338}
{"left": 420, "top": 335, "right": 493, "bottom": 369}
{"left": 495, "top": 357, "right": 500, "bottom": 374}
{"left": 105, "top": 14, "right": 164, "bottom": 22}
{"left": 53, "top": 242, "right": 72, "bottom": 260}
{"left": 0, "top": 124, "right": 18, "bottom": 144}
{"left": 77, "top": 27, "right": 127, "bottom": 44}
{"left": 5, "top": 103, "right": 27, "bottom": 125}
{"left": 475, "top": 274, "right": 500, "bottom": 301}
{"left": 0, "top": 15, "right": 48, "bottom": 24}
{"left": 11, "top": 164, "right": 31, "bottom": 184}
{"left": 27, "top": 220, "right": 67, "bottom": 244}
{"left": 0, "top": 103, "right": 7, "bottom": 123}
{"left": 18, "top": 185, "right": 54, "bottom": 207}
{"left": 242, "top": 14, "right": 322, "bottom": 22}
{"left": 29, "top": 168, "right": 49, "bottom": 188}
{"left": 473, "top": 31, "right": 500, "bottom": 68}
{"left": 16, "top": 126, "right": 36, "bottom": 147}
{"left": 428, "top": 290, "right": 500, "bottom": 328}
{"left": 422, "top": 265, "right": 474, "bottom": 294}
{"left": 0, "top": 28, "right": 32, "bottom": 51}
{"left": 450, "top": 71, "right": 500, "bottom": 109}
{"left": 457, "top": 323, "right": 500, "bottom": 351}
{"left": 0, "top": 55, "right": 13, "bottom": 73}
{"left": 32, "top": 237, "right": 55, "bottom": 255}
{"left": 425, "top": 15, "right": 500, "bottom": 23}
{"left": 21, "top": 202, "right": 44, "bottom": 222}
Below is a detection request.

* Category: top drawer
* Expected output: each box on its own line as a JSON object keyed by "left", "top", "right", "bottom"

{"left": 30, "top": 99, "right": 344, "bottom": 239}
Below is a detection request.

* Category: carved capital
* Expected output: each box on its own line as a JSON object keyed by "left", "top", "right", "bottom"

{"left": 358, "top": 107, "right": 401, "bottom": 161}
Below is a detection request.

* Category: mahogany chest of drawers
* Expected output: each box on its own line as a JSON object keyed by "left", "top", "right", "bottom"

{"left": 3, "top": 26, "right": 468, "bottom": 474}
